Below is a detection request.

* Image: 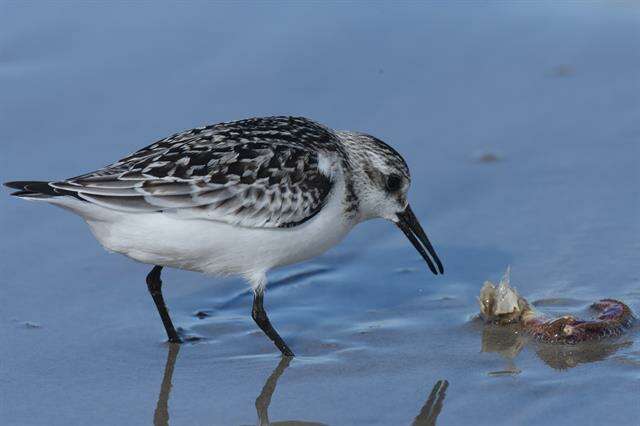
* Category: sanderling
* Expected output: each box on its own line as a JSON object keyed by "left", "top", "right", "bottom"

{"left": 5, "top": 116, "right": 443, "bottom": 356}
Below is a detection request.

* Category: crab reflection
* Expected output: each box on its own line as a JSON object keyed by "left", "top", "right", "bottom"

{"left": 481, "top": 323, "right": 633, "bottom": 371}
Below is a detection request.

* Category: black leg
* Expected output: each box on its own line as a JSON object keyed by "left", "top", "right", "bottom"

{"left": 146, "top": 266, "right": 182, "bottom": 344}
{"left": 252, "top": 290, "right": 294, "bottom": 357}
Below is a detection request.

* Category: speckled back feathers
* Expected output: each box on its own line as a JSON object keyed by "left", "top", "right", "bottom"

{"left": 52, "top": 117, "right": 342, "bottom": 228}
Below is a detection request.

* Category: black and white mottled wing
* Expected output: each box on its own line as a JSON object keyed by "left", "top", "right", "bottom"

{"left": 50, "top": 117, "right": 340, "bottom": 228}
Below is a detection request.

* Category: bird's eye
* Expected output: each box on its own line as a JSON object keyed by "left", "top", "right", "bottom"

{"left": 385, "top": 174, "right": 403, "bottom": 192}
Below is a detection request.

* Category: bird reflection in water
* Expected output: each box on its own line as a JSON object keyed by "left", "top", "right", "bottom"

{"left": 253, "top": 358, "right": 449, "bottom": 426}
{"left": 252, "top": 356, "right": 326, "bottom": 426}
{"left": 411, "top": 379, "right": 449, "bottom": 426}
{"left": 152, "top": 345, "right": 450, "bottom": 425}
{"left": 154, "top": 343, "right": 180, "bottom": 426}
{"left": 481, "top": 323, "right": 633, "bottom": 372}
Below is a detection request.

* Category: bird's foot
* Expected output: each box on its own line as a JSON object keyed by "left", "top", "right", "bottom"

{"left": 278, "top": 343, "right": 295, "bottom": 357}
{"left": 169, "top": 327, "right": 203, "bottom": 343}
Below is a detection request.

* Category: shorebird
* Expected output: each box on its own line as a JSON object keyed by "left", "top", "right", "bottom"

{"left": 5, "top": 116, "right": 443, "bottom": 356}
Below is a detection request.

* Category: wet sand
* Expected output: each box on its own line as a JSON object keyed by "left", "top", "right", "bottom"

{"left": 1, "top": 2, "right": 639, "bottom": 425}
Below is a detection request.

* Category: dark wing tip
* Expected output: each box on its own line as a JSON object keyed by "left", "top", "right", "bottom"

{"left": 4, "top": 181, "right": 30, "bottom": 190}
{"left": 4, "top": 180, "right": 77, "bottom": 198}
{"left": 4, "top": 181, "right": 54, "bottom": 193}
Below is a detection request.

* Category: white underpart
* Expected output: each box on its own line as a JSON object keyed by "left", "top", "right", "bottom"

{"left": 34, "top": 169, "right": 355, "bottom": 291}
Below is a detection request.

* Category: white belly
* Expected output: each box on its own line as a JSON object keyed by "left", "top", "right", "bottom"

{"left": 82, "top": 185, "right": 355, "bottom": 277}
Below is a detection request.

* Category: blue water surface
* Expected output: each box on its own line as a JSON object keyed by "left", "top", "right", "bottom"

{"left": 1, "top": 2, "right": 639, "bottom": 425}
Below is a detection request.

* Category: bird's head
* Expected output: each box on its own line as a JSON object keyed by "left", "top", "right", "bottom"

{"left": 338, "top": 131, "right": 444, "bottom": 275}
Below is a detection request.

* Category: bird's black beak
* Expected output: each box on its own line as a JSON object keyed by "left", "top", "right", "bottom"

{"left": 395, "top": 205, "right": 444, "bottom": 275}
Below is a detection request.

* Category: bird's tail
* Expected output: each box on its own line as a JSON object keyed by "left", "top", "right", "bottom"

{"left": 4, "top": 180, "right": 76, "bottom": 199}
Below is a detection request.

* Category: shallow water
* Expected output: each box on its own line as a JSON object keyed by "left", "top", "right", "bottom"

{"left": 1, "top": 2, "right": 639, "bottom": 425}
